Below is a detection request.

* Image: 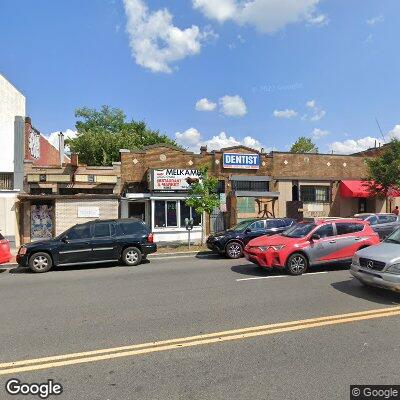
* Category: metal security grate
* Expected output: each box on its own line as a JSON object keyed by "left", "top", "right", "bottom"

{"left": 0, "top": 173, "right": 13, "bottom": 190}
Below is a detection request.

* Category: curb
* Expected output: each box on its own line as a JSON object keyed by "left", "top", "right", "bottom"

{"left": 0, "top": 263, "right": 18, "bottom": 270}
{"left": 148, "top": 251, "right": 215, "bottom": 259}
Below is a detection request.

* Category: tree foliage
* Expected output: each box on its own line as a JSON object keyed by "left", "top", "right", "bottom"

{"left": 67, "top": 106, "right": 179, "bottom": 166}
{"left": 185, "top": 166, "right": 220, "bottom": 244}
{"left": 366, "top": 139, "right": 400, "bottom": 197}
{"left": 290, "top": 137, "right": 318, "bottom": 153}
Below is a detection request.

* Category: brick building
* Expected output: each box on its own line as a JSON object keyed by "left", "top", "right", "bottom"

{"left": 120, "top": 144, "right": 400, "bottom": 243}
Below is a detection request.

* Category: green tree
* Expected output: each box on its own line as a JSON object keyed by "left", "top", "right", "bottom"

{"left": 67, "top": 106, "right": 179, "bottom": 166}
{"left": 366, "top": 139, "right": 400, "bottom": 198}
{"left": 290, "top": 137, "right": 318, "bottom": 153}
{"left": 185, "top": 165, "right": 220, "bottom": 245}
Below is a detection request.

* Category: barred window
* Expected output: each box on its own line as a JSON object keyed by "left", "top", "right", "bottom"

{"left": 300, "top": 186, "right": 330, "bottom": 203}
{"left": 232, "top": 180, "right": 269, "bottom": 191}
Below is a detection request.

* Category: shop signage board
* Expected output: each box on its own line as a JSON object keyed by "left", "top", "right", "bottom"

{"left": 222, "top": 153, "right": 260, "bottom": 169}
{"left": 77, "top": 206, "right": 100, "bottom": 218}
{"left": 149, "top": 169, "right": 202, "bottom": 191}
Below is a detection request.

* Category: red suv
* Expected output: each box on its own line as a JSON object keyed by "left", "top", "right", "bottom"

{"left": 243, "top": 218, "right": 379, "bottom": 275}
{"left": 0, "top": 233, "right": 11, "bottom": 264}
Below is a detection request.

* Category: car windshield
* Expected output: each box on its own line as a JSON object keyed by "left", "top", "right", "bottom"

{"left": 228, "top": 220, "right": 254, "bottom": 232}
{"left": 282, "top": 223, "right": 316, "bottom": 238}
{"left": 384, "top": 228, "right": 400, "bottom": 244}
{"left": 355, "top": 215, "right": 371, "bottom": 221}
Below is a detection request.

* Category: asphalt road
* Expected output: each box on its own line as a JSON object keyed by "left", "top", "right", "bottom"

{"left": 0, "top": 255, "right": 399, "bottom": 400}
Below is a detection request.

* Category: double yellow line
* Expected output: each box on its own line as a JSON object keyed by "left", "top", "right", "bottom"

{"left": 1, "top": 306, "right": 400, "bottom": 376}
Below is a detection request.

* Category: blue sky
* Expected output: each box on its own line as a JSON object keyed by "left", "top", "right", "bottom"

{"left": 1, "top": 0, "right": 399, "bottom": 154}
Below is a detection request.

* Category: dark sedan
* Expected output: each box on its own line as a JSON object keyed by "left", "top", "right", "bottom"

{"left": 206, "top": 218, "right": 296, "bottom": 259}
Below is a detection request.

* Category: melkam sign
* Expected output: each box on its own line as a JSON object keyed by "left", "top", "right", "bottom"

{"left": 223, "top": 153, "right": 260, "bottom": 169}
{"left": 149, "top": 169, "right": 202, "bottom": 191}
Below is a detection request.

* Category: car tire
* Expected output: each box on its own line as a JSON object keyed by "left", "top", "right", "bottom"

{"left": 122, "top": 247, "right": 142, "bottom": 266}
{"left": 29, "top": 252, "right": 53, "bottom": 273}
{"left": 285, "top": 253, "right": 308, "bottom": 276}
{"left": 225, "top": 242, "right": 243, "bottom": 259}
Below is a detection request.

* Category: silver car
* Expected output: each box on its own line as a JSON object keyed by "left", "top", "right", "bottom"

{"left": 350, "top": 227, "right": 400, "bottom": 292}
{"left": 354, "top": 213, "right": 400, "bottom": 240}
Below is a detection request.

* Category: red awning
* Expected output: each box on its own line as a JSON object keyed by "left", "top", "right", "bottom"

{"left": 340, "top": 180, "right": 373, "bottom": 198}
{"left": 340, "top": 180, "right": 400, "bottom": 198}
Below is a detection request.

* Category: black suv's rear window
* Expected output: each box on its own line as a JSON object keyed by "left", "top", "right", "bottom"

{"left": 119, "top": 221, "right": 149, "bottom": 235}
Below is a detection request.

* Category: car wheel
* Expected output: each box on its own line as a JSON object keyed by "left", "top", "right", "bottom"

{"left": 225, "top": 242, "right": 243, "bottom": 259}
{"left": 122, "top": 247, "right": 142, "bottom": 266}
{"left": 29, "top": 252, "right": 53, "bottom": 273}
{"left": 285, "top": 253, "right": 308, "bottom": 276}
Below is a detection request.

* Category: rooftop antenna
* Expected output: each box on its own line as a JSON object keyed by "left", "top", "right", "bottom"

{"left": 375, "top": 117, "right": 386, "bottom": 143}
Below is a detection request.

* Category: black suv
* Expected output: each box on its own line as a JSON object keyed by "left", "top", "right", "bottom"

{"left": 16, "top": 219, "right": 157, "bottom": 273}
{"left": 206, "top": 218, "right": 296, "bottom": 259}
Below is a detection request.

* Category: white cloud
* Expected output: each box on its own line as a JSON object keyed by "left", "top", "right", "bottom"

{"left": 306, "top": 13, "right": 328, "bottom": 26}
{"left": 174, "top": 128, "right": 265, "bottom": 152}
{"left": 310, "top": 110, "right": 326, "bottom": 122}
{"left": 123, "top": 0, "right": 214, "bottom": 73}
{"left": 219, "top": 95, "right": 247, "bottom": 117}
{"left": 387, "top": 124, "right": 400, "bottom": 140}
{"left": 305, "top": 99, "right": 326, "bottom": 122}
{"left": 193, "top": 0, "right": 326, "bottom": 34}
{"left": 328, "top": 136, "right": 381, "bottom": 155}
{"left": 195, "top": 98, "right": 217, "bottom": 111}
{"left": 306, "top": 99, "right": 316, "bottom": 108}
{"left": 47, "top": 129, "right": 77, "bottom": 154}
{"left": 273, "top": 109, "right": 298, "bottom": 119}
{"left": 312, "top": 128, "right": 329, "bottom": 140}
{"left": 366, "top": 14, "right": 384, "bottom": 26}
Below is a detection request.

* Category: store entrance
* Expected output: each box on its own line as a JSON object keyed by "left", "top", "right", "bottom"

{"left": 128, "top": 201, "right": 146, "bottom": 221}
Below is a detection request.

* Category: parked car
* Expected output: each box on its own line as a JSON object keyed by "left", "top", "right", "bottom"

{"left": 243, "top": 218, "right": 380, "bottom": 275}
{"left": 354, "top": 213, "right": 400, "bottom": 240}
{"left": 0, "top": 233, "right": 12, "bottom": 264}
{"left": 350, "top": 227, "right": 400, "bottom": 292}
{"left": 16, "top": 218, "right": 157, "bottom": 273}
{"left": 206, "top": 218, "right": 296, "bottom": 259}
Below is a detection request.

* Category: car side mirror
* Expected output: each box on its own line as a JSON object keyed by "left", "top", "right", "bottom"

{"left": 311, "top": 234, "right": 320, "bottom": 241}
{"left": 61, "top": 237, "right": 69, "bottom": 244}
{"left": 245, "top": 227, "right": 251, "bottom": 233}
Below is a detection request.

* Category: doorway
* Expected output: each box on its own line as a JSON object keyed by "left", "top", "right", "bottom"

{"left": 128, "top": 201, "right": 146, "bottom": 221}
{"left": 358, "top": 198, "right": 367, "bottom": 213}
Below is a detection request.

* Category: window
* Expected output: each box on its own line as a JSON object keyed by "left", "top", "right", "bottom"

{"left": 378, "top": 215, "right": 397, "bottom": 224}
{"left": 166, "top": 201, "right": 177, "bottom": 226}
{"left": 237, "top": 197, "right": 255, "bottom": 213}
{"left": 216, "top": 180, "right": 225, "bottom": 193}
{"left": 67, "top": 225, "right": 91, "bottom": 240}
{"left": 282, "top": 223, "right": 315, "bottom": 238}
{"left": 120, "top": 221, "right": 148, "bottom": 235}
{"left": 266, "top": 220, "right": 280, "bottom": 229}
{"left": 233, "top": 180, "right": 269, "bottom": 191}
{"left": 336, "top": 223, "right": 364, "bottom": 235}
{"left": 282, "top": 218, "right": 295, "bottom": 227}
{"left": 300, "top": 186, "right": 330, "bottom": 203}
{"left": 367, "top": 215, "right": 378, "bottom": 226}
{"left": 249, "top": 220, "right": 265, "bottom": 231}
{"left": 93, "top": 223, "right": 111, "bottom": 238}
{"left": 180, "top": 201, "right": 201, "bottom": 227}
{"left": 314, "top": 224, "right": 334, "bottom": 238}
{"left": 155, "top": 201, "right": 166, "bottom": 227}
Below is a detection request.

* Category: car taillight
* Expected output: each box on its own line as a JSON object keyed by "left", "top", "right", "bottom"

{"left": 147, "top": 233, "right": 154, "bottom": 243}
{"left": 0, "top": 239, "right": 6, "bottom": 244}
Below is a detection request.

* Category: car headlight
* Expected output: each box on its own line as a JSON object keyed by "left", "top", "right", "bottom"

{"left": 18, "top": 247, "right": 27, "bottom": 255}
{"left": 386, "top": 263, "right": 400, "bottom": 274}
{"left": 352, "top": 254, "right": 360, "bottom": 266}
{"left": 258, "top": 245, "right": 285, "bottom": 252}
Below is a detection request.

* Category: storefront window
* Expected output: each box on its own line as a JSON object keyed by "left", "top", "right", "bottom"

{"left": 300, "top": 186, "right": 330, "bottom": 203}
{"left": 180, "top": 201, "right": 201, "bottom": 227}
{"left": 155, "top": 201, "right": 166, "bottom": 227}
{"left": 166, "top": 201, "right": 177, "bottom": 227}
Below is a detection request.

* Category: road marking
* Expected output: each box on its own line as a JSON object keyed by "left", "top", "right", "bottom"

{"left": 236, "top": 271, "right": 328, "bottom": 281}
{"left": 0, "top": 306, "right": 399, "bottom": 376}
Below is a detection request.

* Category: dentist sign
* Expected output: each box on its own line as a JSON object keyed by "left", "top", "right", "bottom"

{"left": 222, "top": 153, "right": 260, "bottom": 169}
